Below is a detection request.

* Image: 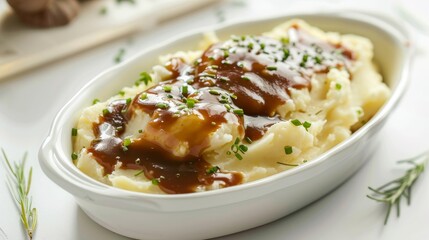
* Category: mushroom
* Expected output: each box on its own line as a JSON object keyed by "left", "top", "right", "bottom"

{"left": 7, "top": 0, "right": 81, "bottom": 28}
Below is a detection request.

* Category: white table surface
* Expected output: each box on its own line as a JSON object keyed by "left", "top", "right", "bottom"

{"left": 1, "top": 0, "right": 429, "bottom": 239}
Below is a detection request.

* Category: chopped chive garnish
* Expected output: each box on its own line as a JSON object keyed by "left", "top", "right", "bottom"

{"left": 138, "top": 129, "right": 143, "bottom": 133}
{"left": 102, "top": 108, "right": 110, "bottom": 116}
{"left": 300, "top": 54, "right": 309, "bottom": 67}
{"left": 291, "top": 119, "right": 302, "bottom": 126}
{"left": 114, "top": 48, "right": 125, "bottom": 63}
{"left": 284, "top": 146, "right": 293, "bottom": 155}
{"left": 186, "top": 98, "right": 196, "bottom": 108}
{"left": 126, "top": 98, "right": 132, "bottom": 105}
{"left": 233, "top": 108, "right": 244, "bottom": 116}
{"left": 223, "top": 49, "right": 229, "bottom": 58}
{"left": 302, "top": 54, "right": 309, "bottom": 62}
{"left": 116, "top": 0, "right": 136, "bottom": 5}
{"left": 238, "top": 144, "right": 248, "bottom": 153}
{"left": 118, "top": 90, "right": 125, "bottom": 96}
{"left": 266, "top": 66, "right": 277, "bottom": 71}
{"left": 71, "top": 128, "right": 78, "bottom": 137}
{"left": 137, "top": 72, "right": 152, "bottom": 86}
{"left": 156, "top": 102, "right": 169, "bottom": 109}
{"left": 134, "top": 170, "right": 144, "bottom": 176}
{"left": 281, "top": 38, "right": 289, "bottom": 44}
{"left": 206, "top": 166, "right": 220, "bottom": 174}
{"left": 167, "top": 94, "right": 173, "bottom": 99}
{"left": 303, "top": 121, "right": 311, "bottom": 131}
{"left": 335, "top": 83, "right": 342, "bottom": 90}
{"left": 245, "top": 137, "right": 253, "bottom": 144}
{"left": 209, "top": 89, "right": 220, "bottom": 95}
{"left": 260, "top": 43, "right": 265, "bottom": 50}
{"left": 283, "top": 49, "right": 290, "bottom": 60}
{"left": 230, "top": 94, "right": 237, "bottom": 99}
{"left": 151, "top": 178, "right": 160, "bottom": 185}
{"left": 163, "top": 85, "right": 172, "bottom": 92}
{"left": 248, "top": 42, "right": 254, "bottom": 49}
{"left": 210, "top": 65, "right": 219, "bottom": 69}
{"left": 71, "top": 152, "right": 78, "bottom": 160}
{"left": 229, "top": 137, "right": 247, "bottom": 160}
{"left": 241, "top": 75, "right": 250, "bottom": 81}
{"left": 92, "top": 99, "right": 100, "bottom": 105}
{"left": 140, "top": 93, "right": 147, "bottom": 100}
{"left": 219, "top": 76, "right": 230, "bottom": 82}
{"left": 315, "top": 55, "right": 322, "bottom": 64}
{"left": 123, "top": 138, "right": 132, "bottom": 147}
{"left": 224, "top": 104, "right": 232, "bottom": 111}
{"left": 181, "top": 85, "right": 188, "bottom": 95}
{"left": 199, "top": 73, "right": 216, "bottom": 78}
{"left": 99, "top": 6, "right": 107, "bottom": 15}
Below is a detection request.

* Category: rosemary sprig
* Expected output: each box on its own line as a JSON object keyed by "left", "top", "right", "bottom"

{"left": 367, "top": 151, "right": 428, "bottom": 225}
{"left": 1, "top": 149, "right": 38, "bottom": 239}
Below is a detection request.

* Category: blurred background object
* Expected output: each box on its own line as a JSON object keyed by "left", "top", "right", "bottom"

{"left": 0, "top": 0, "right": 216, "bottom": 81}
{"left": 1, "top": 0, "right": 428, "bottom": 82}
{"left": 7, "top": 0, "right": 80, "bottom": 28}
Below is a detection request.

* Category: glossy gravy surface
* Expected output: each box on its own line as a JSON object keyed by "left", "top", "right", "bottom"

{"left": 87, "top": 27, "right": 352, "bottom": 193}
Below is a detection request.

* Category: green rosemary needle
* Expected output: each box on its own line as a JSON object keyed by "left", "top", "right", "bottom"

{"left": 367, "top": 151, "right": 428, "bottom": 225}
{"left": 1, "top": 149, "right": 37, "bottom": 239}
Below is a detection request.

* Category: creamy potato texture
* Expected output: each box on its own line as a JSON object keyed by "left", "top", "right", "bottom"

{"left": 73, "top": 20, "right": 390, "bottom": 194}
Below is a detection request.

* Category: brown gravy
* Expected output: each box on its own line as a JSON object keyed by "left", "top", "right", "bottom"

{"left": 87, "top": 28, "right": 352, "bottom": 194}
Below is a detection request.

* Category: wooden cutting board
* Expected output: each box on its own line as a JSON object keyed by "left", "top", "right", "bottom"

{"left": 0, "top": 0, "right": 216, "bottom": 81}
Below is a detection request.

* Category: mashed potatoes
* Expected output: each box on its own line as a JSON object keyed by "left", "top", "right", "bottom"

{"left": 73, "top": 19, "right": 390, "bottom": 194}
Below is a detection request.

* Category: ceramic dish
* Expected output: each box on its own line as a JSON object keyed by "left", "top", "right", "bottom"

{"left": 39, "top": 12, "right": 411, "bottom": 240}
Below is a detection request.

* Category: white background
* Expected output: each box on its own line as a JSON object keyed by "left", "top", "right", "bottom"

{"left": 1, "top": 0, "right": 429, "bottom": 239}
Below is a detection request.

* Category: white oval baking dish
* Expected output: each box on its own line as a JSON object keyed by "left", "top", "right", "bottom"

{"left": 39, "top": 12, "right": 411, "bottom": 240}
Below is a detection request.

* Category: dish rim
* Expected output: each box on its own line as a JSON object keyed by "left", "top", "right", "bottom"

{"left": 39, "top": 12, "right": 412, "bottom": 204}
